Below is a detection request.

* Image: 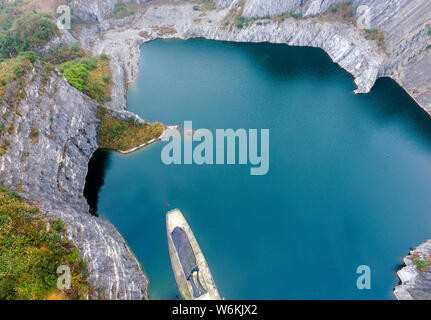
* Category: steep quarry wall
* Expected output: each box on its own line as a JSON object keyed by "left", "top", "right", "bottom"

{"left": 0, "top": 63, "right": 148, "bottom": 299}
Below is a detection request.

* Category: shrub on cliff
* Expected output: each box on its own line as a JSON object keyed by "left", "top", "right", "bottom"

{"left": 0, "top": 186, "right": 92, "bottom": 300}
{"left": 58, "top": 55, "right": 112, "bottom": 104}
{"left": 365, "top": 29, "right": 386, "bottom": 51}
{"left": 43, "top": 44, "right": 87, "bottom": 65}
{"left": 0, "top": 12, "right": 58, "bottom": 59}
{"left": 0, "top": 51, "right": 35, "bottom": 100}
{"left": 111, "top": 1, "right": 137, "bottom": 19}
{"left": 97, "top": 108, "right": 164, "bottom": 152}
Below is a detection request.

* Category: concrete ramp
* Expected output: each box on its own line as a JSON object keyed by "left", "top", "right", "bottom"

{"left": 166, "top": 209, "right": 221, "bottom": 300}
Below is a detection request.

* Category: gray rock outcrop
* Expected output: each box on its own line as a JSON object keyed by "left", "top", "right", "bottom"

{"left": 394, "top": 240, "right": 431, "bottom": 300}
{"left": 0, "top": 63, "right": 148, "bottom": 299}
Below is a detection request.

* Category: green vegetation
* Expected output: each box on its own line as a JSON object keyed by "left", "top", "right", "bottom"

{"left": 365, "top": 29, "right": 386, "bottom": 51}
{"left": 233, "top": 15, "right": 263, "bottom": 29}
{"left": 97, "top": 108, "right": 164, "bottom": 152}
{"left": 58, "top": 55, "right": 112, "bottom": 104}
{"left": 413, "top": 257, "right": 431, "bottom": 271}
{"left": 290, "top": 13, "right": 303, "bottom": 20}
{"left": 0, "top": 2, "right": 112, "bottom": 107}
{"left": 111, "top": 1, "right": 138, "bottom": 19}
{"left": 235, "top": 15, "right": 246, "bottom": 29}
{"left": 0, "top": 12, "right": 58, "bottom": 60}
{"left": 44, "top": 44, "right": 113, "bottom": 104}
{"left": 7, "top": 123, "right": 14, "bottom": 135}
{"left": 0, "top": 51, "right": 35, "bottom": 100}
{"left": 231, "top": 11, "right": 306, "bottom": 29}
{"left": 43, "top": 44, "right": 87, "bottom": 65}
{"left": 0, "top": 186, "right": 92, "bottom": 300}
{"left": 113, "top": 1, "right": 128, "bottom": 18}
{"left": 30, "top": 126, "right": 39, "bottom": 144}
{"left": 0, "top": 4, "right": 58, "bottom": 104}
{"left": 0, "top": 138, "right": 10, "bottom": 155}
{"left": 329, "top": 1, "right": 354, "bottom": 23}
{"left": 199, "top": 0, "right": 215, "bottom": 12}
{"left": 428, "top": 28, "right": 431, "bottom": 36}
{"left": 151, "top": 25, "right": 177, "bottom": 37}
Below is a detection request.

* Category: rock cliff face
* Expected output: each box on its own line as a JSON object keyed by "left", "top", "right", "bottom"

{"left": 69, "top": 0, "right": 150, "bottom": 22}
{"left": 394, "top": 240, "right": 431, "bottom": 300}
{"left": 71, "top": 0, "right": 431, "bottom": 108}
{"left": 0, "top": 62, "right": 148, "bottom": 299}
{"left": 4, "top": 0, "right": 430, "bottom": 300}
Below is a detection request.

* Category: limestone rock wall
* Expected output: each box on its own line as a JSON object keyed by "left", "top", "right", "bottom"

{"left": 0, "top": 63, "right": 148, "bottom": 300}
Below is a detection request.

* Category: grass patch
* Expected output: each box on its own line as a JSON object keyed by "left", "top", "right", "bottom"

{"left": 0, "top": 11, "right": 58, "bottom": 60}
{"left": 365, "top": 29, "right": 386, "bottom": 51}
{"left": 290, "top": 13, "right": 303, "bottom": 20}
{"left": 0, "top": 51, "right": 35, "bottom": 101}
{"left": 30, "top": 126, "right": 39, "bottom": 144}
{"left": 328, "top": 1, "right": 354, "bottom": 23}
{"left": 200, "top": 0, "right": 215, "bottom": 12}
{"left": 0, "top": 6, "right": 57, "bottom": 105}
{"left": 110, "top": 1, "right": 138, "bottom": 19}
{"left": 151, "top": 26, "right": 177, "bottom": 37}
{"left": 43, "top": 44, "right": 87, "bottom": 65}
{"left": 97, "top": 108, "right": 163, "bottom": 152}
{"left": 235, "top": 15, "right": 245, "bottom": 29}
{"left": 0, "top": 138, "right": 10, "bottom": 155}
{"left": 58, "top": 55, "right": 112, "bottom": 105}
{"left": 233, "top": 15, "right": 262, "bottom": 29}
{"left": 0, "top": 186, "right": 92, "bottom": 300}
{"left": 413, "top": 258, "right": 431, "bottom": 271}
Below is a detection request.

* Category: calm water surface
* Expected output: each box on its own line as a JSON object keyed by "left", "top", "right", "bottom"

{"left": 85, "top": 39, "right": 431, "bottom": 299}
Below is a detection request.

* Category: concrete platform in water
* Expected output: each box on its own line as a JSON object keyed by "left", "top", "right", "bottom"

{"left": 166, "top": 209, "right": 221, "bottom": 300}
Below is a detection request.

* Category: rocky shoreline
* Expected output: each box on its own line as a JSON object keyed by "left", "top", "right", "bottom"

{"left": 394, "top": 240, "right": 431, "bottom": 300}
{"left": 2, "top": 0, "right": 430, "bottom": 299}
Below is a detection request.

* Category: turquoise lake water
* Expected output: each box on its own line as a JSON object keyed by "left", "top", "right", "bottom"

{"left": 85, "top": 39, "right": 431, "bottom": 299}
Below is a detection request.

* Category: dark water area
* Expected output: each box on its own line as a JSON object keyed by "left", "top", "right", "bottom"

{"left": 83, "top": 150, "right": 111, "bottom": 216}
{"left": 85, "top": 39, "right": 431, "bottom": 299}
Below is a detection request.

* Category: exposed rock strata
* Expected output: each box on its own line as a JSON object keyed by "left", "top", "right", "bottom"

{"left": 394, "top": 240, "right": 431, "bottom": 300}
{"left": 0, "top": 63, "right": 148, "bottom": 299}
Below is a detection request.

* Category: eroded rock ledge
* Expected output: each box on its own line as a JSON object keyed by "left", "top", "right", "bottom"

{"left": 394, "top": 240, "right": 431, "bottom": 300}
{"left": 0, "top": 62, "right": 148, "bottom": 300}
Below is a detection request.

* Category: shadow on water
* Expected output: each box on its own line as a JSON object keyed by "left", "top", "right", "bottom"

{"left": 231, "top": 41, "right": 431, "bottom": 153}
{"left": 83, "top": 149, "right": 112, "bottom": 216}
{"left": 238, "top": 42, "right": 342, "bottom": 80}
{"left": 362, "top": 77, "right": 431, "bottom": 150}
